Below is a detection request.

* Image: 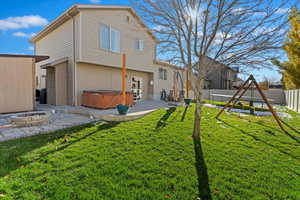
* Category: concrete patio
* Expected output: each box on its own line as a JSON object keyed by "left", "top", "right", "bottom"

{"left": 38, "top": 100, "right": 170, "bottom": 120}
{"left": 0, "top": 100, "right": 171, "bottom": 142}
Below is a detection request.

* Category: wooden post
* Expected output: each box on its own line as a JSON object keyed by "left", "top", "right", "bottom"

{"left": 216, "top": 76, "right": 252, "bottom": 118}
{"left": 228, "top": 81, "right": 253, "bottom": 112}
{"left": 186, "top": 69, "right": 189, "bottom": 98}
{"left": 216, "top": 74, "right": 286, "bottom": 132}
{"left": 122, "top": 54, "right": 126, "bottom": 105}
{"left": 251, "top": 77, "right": 285, "bottom": 131}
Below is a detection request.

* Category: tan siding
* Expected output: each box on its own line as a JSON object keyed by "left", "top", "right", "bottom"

{"left": 55, "top": 62, "right": 68, "bottom": 105}
{"left": 46, "top": 68, "right": 56, "bottom": 105}
{"left": 77, "top": 63, "right": 151, "bottom": 105}
{"left": 33, "top": 7, "right": 182, "bottom": 104}
{"left": 35, "top": 14, "right": 81, "bottom": 105}
{"left": 153, "top": 64, "right": 182, "bottom": 100}
{"left": 35, "top": 18, "right": 73, "bottom": 87}
{"left": 0, "top": 57, "right": 34, "bottom": 113}
{"left": 79, "top": 9, "right": 156, "bottom": 73}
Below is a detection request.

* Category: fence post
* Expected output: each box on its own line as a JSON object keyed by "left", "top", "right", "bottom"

{"left": 297, "top": 90, "right": 300, "bottom": 113}
{"left": 288, "top": 90, "right": 290, "bottom": 109}
{"left": 294, "top": 90, "right": 298, "bottom": 112}
{"left": 285, "top": 90, "right": 288, "bottom": 107}
{"left": 294, "top": 90, "right": 297, "bottom": 111}
{"left": 289, "top": 90, "right": 293, "bottom": 109}
{"left": 293, "top": 90, "right": 295, "bottom": 111}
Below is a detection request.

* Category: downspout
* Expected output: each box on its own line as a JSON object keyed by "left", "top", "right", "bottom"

{"left": 67, "top": 12, "right": 77, "bottom": 106}
{"left": 72, "top": 16, "right": 77, "bottom": 106}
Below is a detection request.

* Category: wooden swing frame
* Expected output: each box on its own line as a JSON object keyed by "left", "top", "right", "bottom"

{"left": 215, "top": 75, "right": 285, "bottom": 131}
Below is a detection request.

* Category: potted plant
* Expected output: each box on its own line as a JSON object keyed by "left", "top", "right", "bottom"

{"left": 184, "top": 98, "right": 192, "bottom": 106}
{"left": 117, "top": 104, "right": 129, "bottom": 115}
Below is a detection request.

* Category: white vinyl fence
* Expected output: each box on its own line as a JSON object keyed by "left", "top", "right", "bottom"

{"left": 202, "top": 89, "right": 286, "bottom": 105}
{"left": 285, "top": 90, "right": 300, "bottom": 113}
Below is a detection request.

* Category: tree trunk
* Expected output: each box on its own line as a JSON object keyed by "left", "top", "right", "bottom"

{"left": 193, "top": 84, "right": 203, "bottom": 140}
{"left": 190, "top": 58, "right": 205, "bottom": 140}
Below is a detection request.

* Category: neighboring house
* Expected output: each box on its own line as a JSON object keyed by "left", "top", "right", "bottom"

{"left": 202, "top": 56, "right": 239, "bottom": 89}
{"left": 30, "top": 4, "right": 184, "bottom": 106}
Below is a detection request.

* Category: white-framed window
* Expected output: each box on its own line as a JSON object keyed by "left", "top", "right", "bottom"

{"left": 135, "top": 40, "right": 144, "bottom": 51}
{"left": 100, "top": 24, "right": 120, "bottom": 53}
{"left": 159, "top": 68, "right": 167, "bottom": 80}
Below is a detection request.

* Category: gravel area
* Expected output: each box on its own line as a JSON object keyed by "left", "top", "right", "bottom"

{"left": 0, "top": 112, "right": 94, "bottom": 142}
{"left": 0, "top": 100, "right": 170, "bottom": 142}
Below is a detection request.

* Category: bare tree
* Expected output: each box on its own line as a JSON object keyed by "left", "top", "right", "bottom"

{"left": 131, "top": 0, "right": 298, "bottom": 139}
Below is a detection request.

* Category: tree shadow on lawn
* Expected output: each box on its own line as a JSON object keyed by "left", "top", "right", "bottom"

{"left": 0, "top": 123, "right": 94, "bottom": 177}
{"left": 156, "top": 106, "right": 212, "bottom": 199}
{"left": 280, "top": 119, "right": 300, "bottom": 135}
{"left": 254, "top": 121, "right": 300, "bottom": 145}
{"left": 180, "top": 106, "right": 189, "bottom": 122}
{"left": 217, "top": 119, "right": 300, "bottom": 161}
{"left": 0, "top": 122, "right": 119, "bottom": 178}
{"left": 155, "top": 107, "right": 177, "bottom": 130}
{"left": 26, "top": 122, "right": 120, "bottom": 164}
{"left": 193, "top": 137, "right": 212, "bottom": 200}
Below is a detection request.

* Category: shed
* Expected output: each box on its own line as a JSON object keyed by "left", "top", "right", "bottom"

{"left": 0, "top": 54, "right": 49, "bottom": 114}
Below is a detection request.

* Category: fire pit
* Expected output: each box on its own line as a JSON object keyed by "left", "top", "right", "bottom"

{"left": 10, "top": 111, "right": 51, "bottom": 127}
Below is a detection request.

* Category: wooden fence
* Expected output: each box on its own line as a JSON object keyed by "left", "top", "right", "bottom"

{"left": 285, "top": 90, "right": 300, "bottom": 113}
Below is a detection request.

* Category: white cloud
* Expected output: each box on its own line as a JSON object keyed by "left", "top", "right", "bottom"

{"left": 275, "top": 8, "right": 289, "bottom": 15}
{"left": 214, "top": 32, "right": 233, "bottom": 44}
{"left": 12, "top": 31, "right": 36, "bottom": 38}
{"left": 28, "top": 46, "right": 34, "bottom": 51}
{"left": 90, "top": 0, "right": 101, "bottom": 3}
{"left": 0, "top": 15, "right": 48, "bottom": 30}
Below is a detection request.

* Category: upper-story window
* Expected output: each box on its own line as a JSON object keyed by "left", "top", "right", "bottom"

{"left": 159, "top": 68, "right": 167, "bottom": 80}
{"left": 100, "top": 24, "right": 120, "bottom": 53}
{"left": 135, "top": 40, "right": 144, "bottom": 51}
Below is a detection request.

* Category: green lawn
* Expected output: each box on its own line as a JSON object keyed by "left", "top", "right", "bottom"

{"left": 0, "top": 105, "right": 300, "bottom": 200}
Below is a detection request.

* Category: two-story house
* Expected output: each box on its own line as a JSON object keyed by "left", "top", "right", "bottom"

{"left": 202, "top": 56, "right": 239, "bottom": 89}
{"left": 30, "top": 4, "right": 184, "bottom": 106}
{"left": 30, "top": 4, "right": 239, "bottom": 107}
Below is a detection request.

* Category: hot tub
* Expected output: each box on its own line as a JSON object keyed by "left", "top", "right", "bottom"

{"left": 82, "top": 90, "right": 134, "bottom": 109}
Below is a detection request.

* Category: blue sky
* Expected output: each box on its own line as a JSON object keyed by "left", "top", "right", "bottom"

{"left": 0, "top": 0, "right": 285, "bottom": 81}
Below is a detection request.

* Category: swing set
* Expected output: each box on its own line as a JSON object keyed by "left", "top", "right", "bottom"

{"left": 215, "top": 75, "right": 286, "bottom": 132}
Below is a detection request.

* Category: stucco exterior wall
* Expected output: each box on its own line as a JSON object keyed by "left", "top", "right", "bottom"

{"left": 77, "top": 62, "right": 152, "bottom": 105}
{"left": 0, "top": 57, "right": 34, "bottom": 114}
{"left": 79, "top": 9, "right": 156, "bottom": 73}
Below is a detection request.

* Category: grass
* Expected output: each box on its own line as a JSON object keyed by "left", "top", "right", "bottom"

{"left": 203, "top": 100, "right": 269, "bottom": 112}
{"left": 0, "top": 105, "right": 300, "bottom": 199}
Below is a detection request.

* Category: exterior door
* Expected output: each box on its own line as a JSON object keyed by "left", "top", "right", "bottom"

{"left": 46, "top": 68, "right": 56, "bottom": 105}
{"left": 131, "top": 76, "right": 143, "bottom": 102}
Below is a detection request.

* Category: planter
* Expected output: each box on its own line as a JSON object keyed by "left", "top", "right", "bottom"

{"left": 10, "top": 111, "right": 50, "bottom": 127}
{"left": 117, "top": 104, "right": 129, "bottom": 115}
{"left": 184, "top": 98, "right": 192, "bottom": 106}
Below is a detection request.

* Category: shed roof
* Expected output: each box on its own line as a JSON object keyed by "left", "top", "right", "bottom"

{"left": 0, "top": 54, "right": 49, "bottom": 63}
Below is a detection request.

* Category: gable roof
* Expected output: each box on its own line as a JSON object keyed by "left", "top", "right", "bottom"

{"left": 30, "top": 4, "right": 158, "bottom": 43}
{"left": 153, "top": 60, "right": 184, "bottom": 71}
{"left": 203, "top": 56, "right": 238, "bottom": 72}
